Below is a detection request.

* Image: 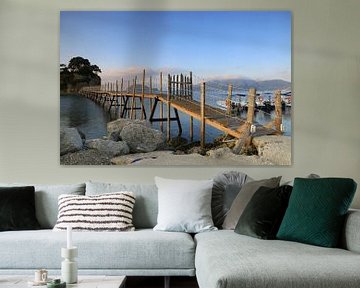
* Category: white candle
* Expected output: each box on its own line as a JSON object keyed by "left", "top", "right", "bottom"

{"left": 67, "top": 225, "right": 72, "bottom": 249}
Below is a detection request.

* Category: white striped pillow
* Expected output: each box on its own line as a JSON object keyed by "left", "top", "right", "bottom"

{"left": 53, "top": 192, "right": 136, "bottom": 231}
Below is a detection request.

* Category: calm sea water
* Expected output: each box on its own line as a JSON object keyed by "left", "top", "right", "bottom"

{"left": 60, "top": 94, "right": 291, "bottom": 142}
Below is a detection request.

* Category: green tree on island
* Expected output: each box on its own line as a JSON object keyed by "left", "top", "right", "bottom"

{"left": 60, "top": 56, "right": 102, "bottom": 93}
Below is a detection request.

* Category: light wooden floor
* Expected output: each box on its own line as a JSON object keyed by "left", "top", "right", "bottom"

{"left": 126, "top": 276, "right": 199, "bottom": 288}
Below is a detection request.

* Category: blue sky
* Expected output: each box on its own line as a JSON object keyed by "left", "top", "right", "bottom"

{"left": 60, "top": 11, "right": 291, "bottom": 82}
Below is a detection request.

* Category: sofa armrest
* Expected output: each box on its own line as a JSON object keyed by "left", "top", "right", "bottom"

{"left": 342, "top": 209, "right": 360, "bottom": 253}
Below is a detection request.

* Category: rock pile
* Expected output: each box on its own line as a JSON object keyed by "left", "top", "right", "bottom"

{"left": 60, "top": 119, "right": 166, "bottom": 165}
{"left": 60, "top": 121, "right": 291, "bottom": 166}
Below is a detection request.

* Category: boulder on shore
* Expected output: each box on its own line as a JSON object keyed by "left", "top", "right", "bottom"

{"left": 120, "top": 123, "right": 165, "bottom": 153}
{"left": 60, "top": 149, "right": 112, "bottom": 165}
{"left": 60, "top": 128, "right": 83, "bottom": 156}
{"left": 252, "top": 135, "right": 291, "bottom": 165}
{"left": 85, "top": 139, "right": 130, "bottom": 157}
{"left": 107, "top": 119, "right": 147, "bottom": 141}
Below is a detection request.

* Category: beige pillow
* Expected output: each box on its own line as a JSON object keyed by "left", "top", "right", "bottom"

{"left": 222, "top": 177, "right": 281, "bottom": 230}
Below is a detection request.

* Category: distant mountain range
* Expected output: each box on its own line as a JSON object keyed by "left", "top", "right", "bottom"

{"left": 199, "top": 78, "right": 291, "bottom": 91}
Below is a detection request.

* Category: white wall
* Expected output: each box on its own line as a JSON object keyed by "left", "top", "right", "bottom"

{"left": 0, "top": 0, "right": 359, "bottom": 208}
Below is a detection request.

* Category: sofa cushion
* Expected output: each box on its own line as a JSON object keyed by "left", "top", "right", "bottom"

{"left": 195, "top": 230, "right": 360, "bottom": 288}
{"left": 342, "top": 209, "right": 360, "bottom": 253}
{"left": 53, "top": 192, "right": 136, "bottom": 232}
{"left": 86, "top": 182, "right": 158, "bottom": 229}
{"left": 277, "top": 178, "right": 357, "bottom": 248}
{"left": 222, "top": 177, "right": 281, "bottom": 229}
{"left": 153, "top": 177, "right": 216, "bottom": 233}
{"left": 0, "top": 229, "right": 195, "bottom": 272}
{"left": 0, "top": 183, "right": 86, "bottom": 229}
{"left": 234, "top": 185, "right": 292, "bottom": 239}
{"left": 0, "top": 186, "right": 40, "bottom": 231}
{"left": 212, "top": 171, "right": 251, "bottom": 228}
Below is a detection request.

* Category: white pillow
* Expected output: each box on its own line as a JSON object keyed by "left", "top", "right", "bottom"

{"left": 53, "top": 192, "right": 135, "bottom": 231}
{"left": 153, "top": 177, "right": 217, "bottom": 233}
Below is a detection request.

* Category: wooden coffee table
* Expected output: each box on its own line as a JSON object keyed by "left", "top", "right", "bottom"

{"left": 0, "top": 275, "right": 126, "bottom": 288}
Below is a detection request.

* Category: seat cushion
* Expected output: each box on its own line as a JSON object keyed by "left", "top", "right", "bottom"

{"left": 195, "top": 230, "right": 360, "bottom": 288}
{"left": 0, "top": 229, "right": 195, "bottom": 271}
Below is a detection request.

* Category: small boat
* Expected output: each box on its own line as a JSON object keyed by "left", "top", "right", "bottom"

{"left": 281, "top": 88, "right": 292, "bottom": 96}
{"left": 216, "top": 99, "right": 247, "bottom": 111}
{"left": 216, "top": 95, "right": 247, "bottom": 111}
{"left": 283, "top": 96, "right": 292, "bottom": 107}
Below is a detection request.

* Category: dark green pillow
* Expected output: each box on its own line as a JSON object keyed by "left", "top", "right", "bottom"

{"left": 276, "top": 178, "right": 357, "bottom": 247}
{"left": 235, "top": 185, "right": 292, "bottom": 239}
{"left": 0, "top": 186, "right": 41, "bottom": 231}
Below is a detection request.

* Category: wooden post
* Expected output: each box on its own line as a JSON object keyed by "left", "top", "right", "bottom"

{"left": 149, "top": 75, "right": 153, "bottom": 113}
{"left": 189, "top": 72, "right": 193, "bottom": 99}
{"left": 247, "top": 88, "right": 256, "bottom": 124}
{"left": 274, "top": 89, "right": 282, "bottom": 133}
{"left": 120, "top": 78, "right": 124, "bottom": 118}
{"left": 115, "top": 80, "right": 119, "bottom": 114}
{"left": 190, "top": 116, "right": 194, "bottom": 142}
{"left": 141, "top": 69, "right": 145, "bottom": 120}
{"left": 200, "top": 82, "right": 206, "bottom": 149}
{"left": 160, "top": 72, "right": 163, "bottom": 132}
{"left": 176, "top": 74, "right": 179, "bottom": 97}
{"left": 180, "top": 74, "right": 184, "bottom": 97}
{"left": 167, "top": 74, "right": 171, "bottom": 142}
{"left": 131, "top": 76, "right": 137, "bottom": 119}
{"left": 171, "top": 75, "right": 176, "bottom": 96}
{"left": 233, "top": 88, "right": 256, "bottom": 154}
{"left": 226, "top": 84, "right": 233, "bottom": 115}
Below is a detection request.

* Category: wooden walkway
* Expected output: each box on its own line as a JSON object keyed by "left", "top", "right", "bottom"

{"left": 79, "top": 70, "right": 281, "bottom": 148}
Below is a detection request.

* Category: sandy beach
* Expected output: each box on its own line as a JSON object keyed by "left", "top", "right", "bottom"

{"left": 110, "top": 136, "right": 291, "bottom": 166}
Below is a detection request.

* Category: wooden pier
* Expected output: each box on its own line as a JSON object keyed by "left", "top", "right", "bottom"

{"left": 79, "top": 70, "right": 283, "bottom": 150}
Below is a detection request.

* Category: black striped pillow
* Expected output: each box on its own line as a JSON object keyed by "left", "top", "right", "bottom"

{"left": 53, "top": 192, "right": 136, "bottom": 231}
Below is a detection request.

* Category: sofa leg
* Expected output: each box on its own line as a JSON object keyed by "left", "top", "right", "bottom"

{"left": 164, "top": 276, "right": 170, "bottom": 288}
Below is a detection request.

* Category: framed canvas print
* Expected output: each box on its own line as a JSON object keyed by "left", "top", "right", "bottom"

{"left": 60, "top": 11, "right": 291, "bottom": 166}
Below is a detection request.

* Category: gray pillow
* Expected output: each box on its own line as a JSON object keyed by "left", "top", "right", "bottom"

{"left": 222, "top": 176, "right": 281, "bottom": 230}
{"left": 283, "top": 173, "right": 320, "bottom": 186}
{"left": 153, "top": 177, "right": 217, "bottom": 233}
{"left": 0, "top": 183, "right": 85, "bottom": 228}
{"left": 86, "top": 181, "right": 158, "bottom": 229}
{"left": 212, "top": 171, "right": 252, "bottom": 228}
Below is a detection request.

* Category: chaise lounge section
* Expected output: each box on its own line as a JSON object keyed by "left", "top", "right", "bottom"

{"left": 195, "top": 216, "right": 360, "bottom": 288}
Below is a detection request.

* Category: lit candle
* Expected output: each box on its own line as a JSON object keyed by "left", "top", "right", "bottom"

{"left": 67, "top": 225, "right": 72, "bottom": 249}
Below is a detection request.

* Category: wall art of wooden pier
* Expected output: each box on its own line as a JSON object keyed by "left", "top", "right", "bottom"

{"left": 79, "top": 69, "right": 283, "bottom": 150}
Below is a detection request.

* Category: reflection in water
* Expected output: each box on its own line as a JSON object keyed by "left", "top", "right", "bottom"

{"left": 60, "top": 94, "right": 291, "bottom": 141}
{"left": 61, "top": 95, "right": 113, "bottom": 139}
